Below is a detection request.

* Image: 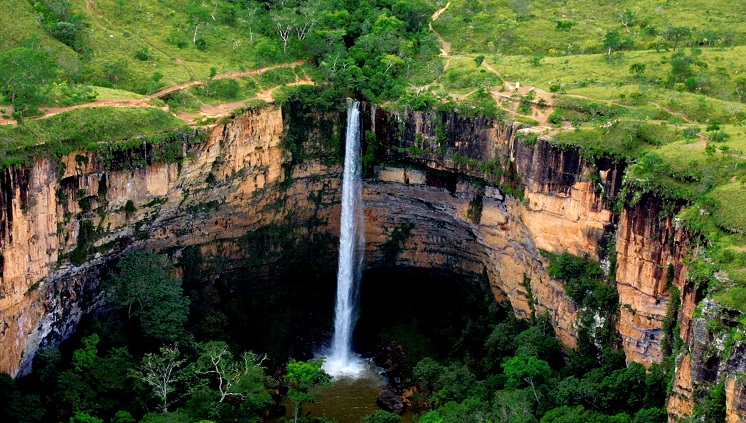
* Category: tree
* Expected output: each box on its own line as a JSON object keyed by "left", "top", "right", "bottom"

{"left": 271, "top": 9, "right": 295, "bottom": 55}
{"left": 186, "top": 1, "right": 212, "bottom": 45}
{"left": 665, "top": 26, "right": 691, "bottom": 50}
{"left": 295, "top": 1, "right": 319, "bottom": 40}
{"left": 236, "top": 1, "right": 261, "bottom": 45}
{"left": 0, "top": 48, "right": 57, "bottom": 118}
{"left": 132, "top": 346, "right": 186, "bottom": 413}
{"left": 69, "top": 412, "right": 103, "bottom": 423}
{"left": 735, "top": 77, "right": 746, "bottom": 101}
{"left": 668, "top": 50, "right": 695, "bottom": 87}
{"left": 72, "top": 335, "right": 99, "bottom": 372}
{"left": 509, "top": 0, "right": 530, "bottom": 20}
{"left": 0, "top": 372, "right": 43, "bottom": 423}
{"left": 381, "top": 54, "right": 405, "bottom": 74}
{"left": 502, "top": 355, "right": 552, "bottom": 404}
{"left": 195, "top": 341, "right": 269, "bottom": 404}
{"left": 603, "top": 30, "right": 621, "bottom": 60}
{"left": 514, "top": 319, "right": 565, "bottom": 370}
{"left": 697, "top": 381, "right": 726, "bottom": 423}
{"left": 430, "top": 363, "right": 477, "bottom": 406}
{"left": 413, "top": 358, "right": 443, "bottom": 392}
{"left": 432, "top": 397, "right": 494, "bottom": 423}
{"left": 106, "top": 251, "right": 189, "bottom": 341}
{"left": 363, "top": 410, "right": 401, "bottom": 423}
{"left": 632, "top": 408, "right": 666, "bottom": 423}
{"left": 285, "top": 358, "right": 330, "bottom": 423}
{"left": 494, "top": 389, "right": 536, "bottom": 423}
{"left": 618, "top": 9, "right": 635, "bottom": 33}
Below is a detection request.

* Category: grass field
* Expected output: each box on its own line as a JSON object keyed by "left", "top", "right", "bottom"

{"left": 432, "top": 0, "right": 746, "bottom": 55}
{"left": 0, "top": 107, "right": 186, "bottom": 167}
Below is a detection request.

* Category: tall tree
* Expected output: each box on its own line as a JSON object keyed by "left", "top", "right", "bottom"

{"left": 195, "top": 341, "right": 268, "bottom": 403}
{"left": 271, "top": 9, "right": 296, "bottom": 55}
{"left": 665, "top": 26, "right": 691, "bottom": 50}
{"left": 106, "top": 251, "right": 189, "bottom": 341}
{"left": 186, "top": 1, "right": 212, "bottom": 45}
{"left": 603, "top": 30, "right": 621, "bottom": 60}
{"left": 0, "top": 48, "right": 57, "bottom": 119}
{"left": 236, "top": 1, "right": 262, "bottom": 45}
{"left": 285, "top": 358, "right": 330, "bottom": 423}
{"left": 502, "top": 355, "right": 552, "bottom": 404}
{"left": 132, "top": 346, "right": 185, "bottom": 413}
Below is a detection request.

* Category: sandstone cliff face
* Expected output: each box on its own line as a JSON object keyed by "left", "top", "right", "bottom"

{"left": 0, "top": 105, "right": 590, "bottom": 376}
{"left": 367, "top": 167, "right": 577, "bottom": 346}
{"left": 615, "top": 194, "right": 692, "bottom": 366}
{"left": 666, "top": 300, "right": 746, "bottom": 422}
{"left": 0, "top": 104, "right": 743, "bottom": 420}
{"left": 0, "top": 107, "right": 346, "bottom": 376}
{"left": 372, "top": 108, "right": 623, "bottom": 346}
{"left": 371, "top": 108, "right": 744, "bottom": 421}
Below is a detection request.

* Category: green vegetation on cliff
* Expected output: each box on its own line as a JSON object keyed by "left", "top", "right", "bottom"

{"left": 0, "top": 107, "right": 187, "bottom": 167}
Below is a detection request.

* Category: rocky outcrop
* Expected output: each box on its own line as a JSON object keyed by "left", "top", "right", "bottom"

{"left": 615, "top": 194, "right": 692, "bottom": 366}
{"left": 668, "top": 300, "right": 746, "bottom": 422}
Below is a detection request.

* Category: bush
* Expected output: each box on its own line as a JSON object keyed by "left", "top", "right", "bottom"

{"left": 363, "top": 410, "right": 401, "bottom": 423}
{"left": 683, "top": 126, "right": 700, "bottom": 139}
{"left": 548, "top": 111, "right": 563, "bottom": 125}
{"left": 708, "top": 130, "right": 730, "bottom": 143}
{"left": 134, "top": 47, "right": 150, "bottom": 61}
{"left": 201, "top": 79, "right": 240, "bottom": 100}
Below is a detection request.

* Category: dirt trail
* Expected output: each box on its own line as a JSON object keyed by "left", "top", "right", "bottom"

{"left": 426, "top": 5, "right": 558, "bottom": 128}
{"left": 652, "top": 102, "right": 694, "bottom": 123}
{"left": 650, "top": 103, "right": 707, "bottom": 145}
{"left": 429, "top": 2, "right": 452, "bottom": 57}
{"left": 149, "top": 60, "right": 305, "bottom": 100}
{"left": 176, "top": 80, "right": 314, "bottom": 125}
{"left": 0, "top": 61, "right": 306, "bottom": 126}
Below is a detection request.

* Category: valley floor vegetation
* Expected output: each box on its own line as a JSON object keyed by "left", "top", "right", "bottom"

{"left": 1, "top": 251, "right": 698, "bottom": 423}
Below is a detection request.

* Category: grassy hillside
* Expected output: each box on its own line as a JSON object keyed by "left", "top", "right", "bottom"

{"left": 431, "top": 0, "right": 746, "bottom": 55}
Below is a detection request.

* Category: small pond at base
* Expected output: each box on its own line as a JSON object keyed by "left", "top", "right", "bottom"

{"left": 295, "top": 360, "right": 412, "bottom": 423}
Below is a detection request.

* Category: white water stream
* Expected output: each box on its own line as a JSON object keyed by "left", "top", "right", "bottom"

{"left": 324, "top": 99, "right": 365, "bottom": 377}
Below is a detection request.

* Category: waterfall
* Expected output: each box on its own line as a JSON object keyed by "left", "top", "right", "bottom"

{"left": 325, "top": 99, "right": 365, "bottom": 377}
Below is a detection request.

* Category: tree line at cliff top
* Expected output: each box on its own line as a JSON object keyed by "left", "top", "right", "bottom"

{"left": 0, "top": 0, "right": 439, "bottom": 120}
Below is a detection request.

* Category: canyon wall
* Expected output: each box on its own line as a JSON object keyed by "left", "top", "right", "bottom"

{"left": 370, "top": 107, "right": 744, "bottom": 421}
{"left": 0, "top": 107, "right": 344, "bottom": 376}
{"left": 0, "top": 104, "right": 742, "bottom": 420}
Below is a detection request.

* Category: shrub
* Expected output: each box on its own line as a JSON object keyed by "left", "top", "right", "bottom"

{"left": 708, "top": 130, "right": 730, "bottom": 143}
{"left": 134, "top": 47, "right": 150, "bottom": 61}
{"left": 363, "top": 410, "right": 401, "bottom": 423}
{"left": 548, "top": 110, "right": 563, "bottom": 125}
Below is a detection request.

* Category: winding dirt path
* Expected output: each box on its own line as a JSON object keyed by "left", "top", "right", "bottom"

{"left": 429, "top": 2, "right": 452, "bottom": 57}
{"left": 426, "top": 4, "right": 558, "bottom": 128}
{"left": 186, "top": 79, "right": 315, "bottom": 123}
{"left": 0, "top": 61, "right": 306, "bottom": 126}
{"left": 147, "top": 60, "right": 304, "bottom": 100}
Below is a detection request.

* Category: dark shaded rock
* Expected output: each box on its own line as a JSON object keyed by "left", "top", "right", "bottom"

{"left": 369, "top": 340, "right": 414, "bottom": 392}
{"left": 377, "top": 389, "right": 405, "bottom": 414}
